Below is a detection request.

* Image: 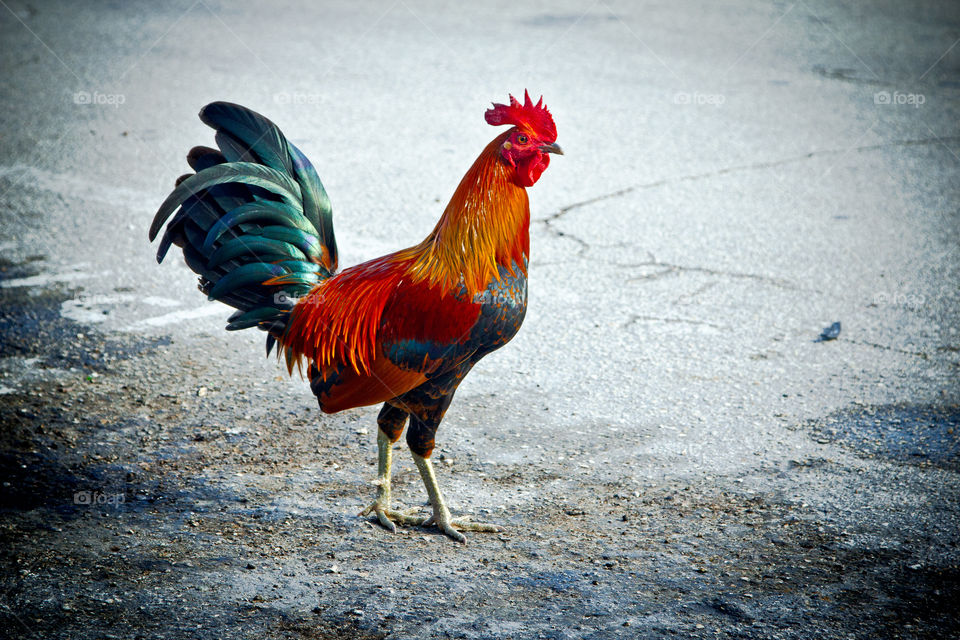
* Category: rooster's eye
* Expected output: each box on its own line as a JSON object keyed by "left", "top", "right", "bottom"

{"left": 516, "top": 134, "right": 528, "bottom": 145}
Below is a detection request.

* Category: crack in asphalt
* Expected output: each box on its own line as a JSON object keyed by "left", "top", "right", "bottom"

{"left": 534, "top": 135, "right": 960, "bottom": 290}
{"left": 536, "top": 134, "right": 960, "bottom": 249}
{"left": 622, "top": 314, "right": 725, "bottom": 330}
{"left": 847, "top": 338, "right": 931, "bottom": 359}
{"left": 623, "top": 258, "right": 803, "bottom": 291}
{"left": 674, "top": 281, "right": 720, "bottom": 306}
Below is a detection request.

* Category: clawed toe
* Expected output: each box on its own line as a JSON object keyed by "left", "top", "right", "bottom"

{"left": 426, "top": 510, "right": 503, "bottom": 542}
{"left": 360, "top": 502, "right": 427, "bottom": 532}
{"left": 390, "top": 507, "right": 427, "bottom": 526}
{"left": 439, "top": 523, "right": 467, "bottom": 543}
{"left": 363, "top": 503, "right": 502, "bottom": 541}
{"left": 450, "top": 517, "right": 502, "bottom": 533}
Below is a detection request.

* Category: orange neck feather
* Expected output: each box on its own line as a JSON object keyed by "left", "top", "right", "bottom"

{"left": 405, "top": 131, "right": 530, "bottom": 294}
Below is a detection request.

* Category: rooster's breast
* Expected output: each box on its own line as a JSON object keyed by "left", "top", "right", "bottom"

{"left": 467, "top": 262, "right": 528, "bottom": 361}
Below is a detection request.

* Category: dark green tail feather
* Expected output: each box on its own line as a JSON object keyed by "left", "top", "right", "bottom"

{"left": 199, "top": 102, "right": 294, "bottom": 175}
{"left": 150, "top": 102, "right": 337, "bottom": 341}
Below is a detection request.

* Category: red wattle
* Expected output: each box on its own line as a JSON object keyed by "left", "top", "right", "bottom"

{"left": 516, "top": 153, "right": 550, "bottom": 187}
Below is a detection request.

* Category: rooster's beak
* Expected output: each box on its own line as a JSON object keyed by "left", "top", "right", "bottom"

{"left": 539, "top": 142, "right": 564, "bottom": 155}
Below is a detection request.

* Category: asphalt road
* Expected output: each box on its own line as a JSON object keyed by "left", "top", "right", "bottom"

{"left": 1, "top": 1, "right": 959, "bottom": 638}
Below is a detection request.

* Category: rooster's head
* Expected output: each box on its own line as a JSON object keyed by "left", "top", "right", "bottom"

{"left": 485, "top": 90, "right": 562, "bottom": 187}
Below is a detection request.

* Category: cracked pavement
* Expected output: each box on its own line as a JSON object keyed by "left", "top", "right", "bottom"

{"left": 1, "top": 1, "right": 959, "bottom": 639}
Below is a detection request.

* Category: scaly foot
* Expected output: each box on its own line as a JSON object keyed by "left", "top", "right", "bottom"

{"left": 360, "top": 429, "right": 425, "bottom": 533}
{"left": 411, "top": 451, "right": 504, "bottom": 542}
{"left": 359, "top": 501, "right": 425, "bottom": 532}
{"left": 423, "top": 506, "right": 502, "bottom": 543}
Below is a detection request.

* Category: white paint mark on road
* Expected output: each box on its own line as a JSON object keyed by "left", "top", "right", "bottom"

{"left": 61, "top": 294, "right": 133, "bottom": 323}
{"left": 61, "top": 294, "right": 184, "bottom": 325}
{"left": 1, "top": 269, "right": 107, "bottom": 289}
{"left": 141, "top": 296, "right": 181, "bottom": 307}
{"left": 133, "top": 304, "right": 224, "bottom": 328}
{"left": 0, "top": 164, "right": 153, "bottom": 210}
{"left": 0, "top": 356, "right": 75, "bottom": 391}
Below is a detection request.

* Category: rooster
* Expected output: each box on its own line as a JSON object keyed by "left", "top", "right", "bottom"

{"left": 149, "top": 92, "right": 561, "bottom": 541}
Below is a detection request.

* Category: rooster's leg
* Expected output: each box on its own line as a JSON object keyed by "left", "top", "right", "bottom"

{"left": 360, "top": 405, "right": 423, "bottom": 531}
{"left": 411, "top": 452, "right": 502, "bottom": 543}
{"left": 405, "top": 407, "right": 502, "bottom": 542}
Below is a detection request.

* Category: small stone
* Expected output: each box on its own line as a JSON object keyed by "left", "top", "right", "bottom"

{"left": 197, "top": 386, "right": 207, "bottom": 397}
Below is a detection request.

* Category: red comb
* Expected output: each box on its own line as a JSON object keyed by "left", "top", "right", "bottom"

{"left": 485, "top": 90, "right": 557, "bottom": 142}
